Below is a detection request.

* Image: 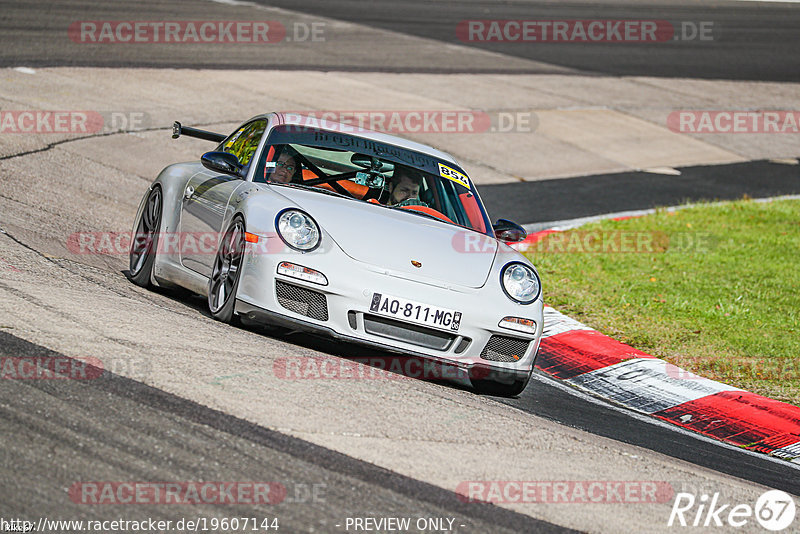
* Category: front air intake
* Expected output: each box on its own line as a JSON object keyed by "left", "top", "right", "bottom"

{"left": 275, "top": 281, "right": 328, "bottom": 321}
{"left": 480, "top": 335, "right": 530, "bottom": 362}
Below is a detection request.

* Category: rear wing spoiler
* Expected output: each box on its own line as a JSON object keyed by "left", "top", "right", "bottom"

{"left": 172, "top": 121, "right": 226, "bottom": 143}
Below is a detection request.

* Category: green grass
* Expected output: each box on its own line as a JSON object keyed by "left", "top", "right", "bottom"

{"left": 525, "top": 197, "right": 800, "bottom": 405}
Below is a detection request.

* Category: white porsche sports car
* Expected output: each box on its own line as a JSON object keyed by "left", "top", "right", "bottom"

{"left": 129, "top": 112, "right": 543, "bottom": 396}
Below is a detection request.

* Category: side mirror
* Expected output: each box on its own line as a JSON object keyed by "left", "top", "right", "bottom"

{"left": 493, "top": 219, "right": 527, "bottom": 243}
{"left": 201, "top": 151, "right": 243, "bottom": 176}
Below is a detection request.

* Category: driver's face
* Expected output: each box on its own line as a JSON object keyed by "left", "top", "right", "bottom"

{"left": 389, "top": 175, "right": 420, "bottom": 205}
{"left": 272, "top": 153, "right": 296, "bottom": 183}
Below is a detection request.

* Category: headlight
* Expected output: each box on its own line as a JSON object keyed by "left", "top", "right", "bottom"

{"left": 276, "top": 209, "right": 320, "bottom": 251}
{"left": 501, "top": 262, "right": 541, "bottom": 304}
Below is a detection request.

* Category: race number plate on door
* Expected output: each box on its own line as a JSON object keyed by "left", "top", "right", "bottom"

{"left": 370, "top": 293, "right": 462, "bottom": 331}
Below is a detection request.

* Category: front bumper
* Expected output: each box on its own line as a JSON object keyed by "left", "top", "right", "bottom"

{"left": 235, "top": 235, "right": 543, "bottom": 381}
{"left": 235, "top": 300, "right": 534, "bottom": 386}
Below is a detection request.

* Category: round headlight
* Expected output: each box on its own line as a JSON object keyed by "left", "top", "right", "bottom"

{"left": 276, "top": 209, "right": 320, "bottom": 251}
{"left": 501, "top": 262, "right": 541, "bottom": 304}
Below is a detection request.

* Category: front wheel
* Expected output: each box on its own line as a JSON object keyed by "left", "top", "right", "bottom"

{"left": 129, "top": 186, "right": 162, "bottom": 288}
{"left": 208, "top": 217, "right": 246, "bottom": 323}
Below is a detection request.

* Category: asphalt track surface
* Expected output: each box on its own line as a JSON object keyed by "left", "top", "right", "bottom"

{"left": 0, "top": 0, "right": 798, "bottom": 80}
{"left": 264, "top": 327, "right": 800, "bottom": 496}
{"left": 0, "top": 330, "right": 563, "bottom": 533}
{"left": 480, "top": 158, "right": 800, "bottom": 225}
{"left": 258, "top": 0, "right": 800, "bottom": 80}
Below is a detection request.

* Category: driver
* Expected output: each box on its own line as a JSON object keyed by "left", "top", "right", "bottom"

{"left": 264, "top": 146, "right": 299, "bottom": 184}
{"left": 387, "top": 165, "right": 427, "bottom": 206}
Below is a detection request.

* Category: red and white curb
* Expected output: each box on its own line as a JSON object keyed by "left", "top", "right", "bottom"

{"left": 536, "top": 307, "right": 800, "bottom": 464}
{"left": 512, "top": 205, "right": 800, "bottom": 465}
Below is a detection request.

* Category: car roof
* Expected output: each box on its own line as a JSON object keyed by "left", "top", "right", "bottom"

{"left": 245, "top": 112, "right": 462, "bottom": 168}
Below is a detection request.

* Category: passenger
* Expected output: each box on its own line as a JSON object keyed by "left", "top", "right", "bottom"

{"left": 387, "top": 165, "right": 427, "bottom": 206}
{"left": 266, "top": 147, "right": 299, "bottom": 184}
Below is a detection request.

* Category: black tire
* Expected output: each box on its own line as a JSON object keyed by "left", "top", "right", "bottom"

{"left": 128, "top": 187, "right": 162, "bottom": 288}
{"left": 208, "top": 217, "right": 246, "bottom": 324}
{"left": 471, "top": 368, "right": 533, "bottom": 397}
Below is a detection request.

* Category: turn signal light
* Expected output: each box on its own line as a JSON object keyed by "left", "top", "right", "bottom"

{"left": 277, "top": 261, "right": 328, "bottom": 286}
{"left": 498, "top": 316, "right": 537, "bottom": 334}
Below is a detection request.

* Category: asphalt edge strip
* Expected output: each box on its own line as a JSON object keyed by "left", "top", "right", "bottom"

{"left": 521, "top": 194, "right": 800, "bottom": 234}
{"left": 513, "top": 210, "right": 800, "bottom": 465}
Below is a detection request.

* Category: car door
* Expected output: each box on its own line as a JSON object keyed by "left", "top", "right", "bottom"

{"left": 179, "top": 119, "right": 266, "bottom": 276}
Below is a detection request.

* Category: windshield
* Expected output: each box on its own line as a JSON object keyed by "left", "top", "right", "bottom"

{"left": 254, "top": 125, "right": 492, "bottom": 234}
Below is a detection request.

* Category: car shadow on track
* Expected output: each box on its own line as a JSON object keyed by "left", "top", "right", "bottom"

{"left": 122, "top": 269, "right": 478, "bottom": 395}
{"left": 271, "top": 328, "right": 478, "bottom": 393}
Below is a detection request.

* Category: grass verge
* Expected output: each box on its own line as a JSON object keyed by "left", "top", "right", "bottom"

{"left": 524, "top": 197, "right": 800, "bottom": 406}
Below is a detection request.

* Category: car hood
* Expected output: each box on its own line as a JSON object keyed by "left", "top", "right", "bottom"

{"left": 272, "top": 186, "right": 498, "bottom": 288}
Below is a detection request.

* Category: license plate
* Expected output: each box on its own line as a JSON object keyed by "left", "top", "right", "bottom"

{"left": 369, "top": 293, "right": 462, "bottom": 331}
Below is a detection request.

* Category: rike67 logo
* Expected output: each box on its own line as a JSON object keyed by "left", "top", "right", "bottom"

{"left": 668, "top": 490, "right": 796, "bottom": 531}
